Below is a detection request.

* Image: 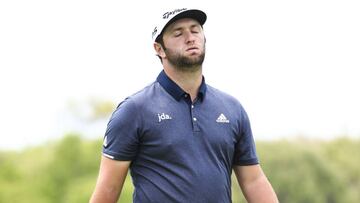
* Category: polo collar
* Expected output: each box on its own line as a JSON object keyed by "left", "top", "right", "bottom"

{"left": 157, "top": 70, "right": 207, "bottom": 101}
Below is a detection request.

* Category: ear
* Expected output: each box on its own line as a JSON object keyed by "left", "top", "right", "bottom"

{"left": 153, "top": 42, "right": 166, "bottom": 58}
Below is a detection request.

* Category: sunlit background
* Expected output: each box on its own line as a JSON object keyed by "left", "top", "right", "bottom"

{"left": 0, "top": 1, "right": 360, "bottom": 202}
{"left": 1, "top": 0, "right": 359, "bottom": 150}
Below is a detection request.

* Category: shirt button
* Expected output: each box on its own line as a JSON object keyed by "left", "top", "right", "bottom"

{"left": 191, "top": 105, "right": 194, "bottom": 109}
{"left": 193, "top": 117, "right": 197, "bottom": 121}
{"left": 184, "top": 94, "right": 188, "bottom": 98}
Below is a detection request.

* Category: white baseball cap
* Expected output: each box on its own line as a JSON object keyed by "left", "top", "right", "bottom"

{"left": 152, "top": 8, "right": 207, "bottom": 42}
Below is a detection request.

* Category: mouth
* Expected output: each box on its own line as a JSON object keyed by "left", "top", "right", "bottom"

{"left": 186, "top": 47, "right": 199, "bottom": 51}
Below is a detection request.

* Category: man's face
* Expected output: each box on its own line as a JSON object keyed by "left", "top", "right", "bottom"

{"left": 161, "top": 18, "right": 206, "bottom": 70}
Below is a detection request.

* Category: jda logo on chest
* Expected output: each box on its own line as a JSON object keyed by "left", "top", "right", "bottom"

{"left": 157, "top": 113, "right": 172, "bottom": 122}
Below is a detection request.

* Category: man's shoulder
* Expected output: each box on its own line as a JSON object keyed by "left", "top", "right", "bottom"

{"left": 111, "top": 81, "right": 159, "bottom": 116}
{"left": 128, "top": 81, "right": 158, "bottom": 100}
{"left": 206, "top": 85, "right": 243, "bottom": 106}
{"left": 116, "top": 81, "right": 163, "bottom": 108}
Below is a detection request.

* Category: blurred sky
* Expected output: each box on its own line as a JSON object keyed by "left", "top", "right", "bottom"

{"left": 1, "top": 0, "right": 359, "bottom": 150}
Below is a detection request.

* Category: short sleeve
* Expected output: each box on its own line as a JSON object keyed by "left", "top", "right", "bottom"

{"left": 233, "top": 107, "right": 259, "bottom": 166}
{"left": 102, "top": 98, "right": 141, "bottom": 161}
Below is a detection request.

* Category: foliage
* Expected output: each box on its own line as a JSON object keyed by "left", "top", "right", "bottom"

{"left": 0, "top": 136, "right": 359, "bottom": 202}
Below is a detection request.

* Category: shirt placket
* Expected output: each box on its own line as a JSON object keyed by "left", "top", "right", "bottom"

{"left": 184, "top": 94, "right": 200, "bottom": 132}
{"left": 191, "top": 103, "right": 201, "bottom": 132}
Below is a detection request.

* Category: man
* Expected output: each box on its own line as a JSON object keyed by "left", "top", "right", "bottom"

{"left": 90, "top": 8, "right": 278, "bottom": 203}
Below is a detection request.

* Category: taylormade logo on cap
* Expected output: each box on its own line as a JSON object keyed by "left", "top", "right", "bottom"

{"left": 152, "top": 8, "right": 207, "bottom": 42}
{"left": 163, "top": 8, "right": 187, "bottom": 19}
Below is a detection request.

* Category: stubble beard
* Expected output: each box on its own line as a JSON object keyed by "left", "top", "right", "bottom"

{"left": 164, "top": 45, "right": 206, "bottom": 72}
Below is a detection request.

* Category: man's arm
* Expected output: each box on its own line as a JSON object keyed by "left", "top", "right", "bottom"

{"left": 89, "top": 156, "right": 131, "bottom": 203}
{"left": 233, "top": 164, "right": 278, "bottom": 203}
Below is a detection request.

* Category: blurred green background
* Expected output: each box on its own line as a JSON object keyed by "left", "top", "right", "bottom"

{"left": 1, "top": 135, "right": 359, "bottom": 202}
{"left": 1, "top": 100, "right": 359, "bottom": 203}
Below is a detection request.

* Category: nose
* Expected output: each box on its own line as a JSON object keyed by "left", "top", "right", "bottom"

{"left": 184, "top": 31, "right": 196, "bottom": 44}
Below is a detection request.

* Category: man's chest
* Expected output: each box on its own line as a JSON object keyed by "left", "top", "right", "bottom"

{"left": 137, "top": 102, "right": 240, "bottom": 162}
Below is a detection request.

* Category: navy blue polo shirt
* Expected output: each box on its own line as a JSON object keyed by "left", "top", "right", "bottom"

{"left": 103, "top": 70, "right": 259, "bottom": 203}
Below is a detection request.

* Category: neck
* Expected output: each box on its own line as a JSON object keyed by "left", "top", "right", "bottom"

{"left": 163, "top": 63, "right": 203, "bottom": 102}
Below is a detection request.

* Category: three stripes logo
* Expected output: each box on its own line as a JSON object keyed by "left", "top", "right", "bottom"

{"left": 216, "top": 113, "right": 230, "bottom": 123}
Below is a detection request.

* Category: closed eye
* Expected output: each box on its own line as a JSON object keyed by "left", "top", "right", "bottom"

{"left": 191, "top": 25, "right": 201, "bottom": 33}
{"left": 174, "top": 31, "right": 182, "bottom": 37}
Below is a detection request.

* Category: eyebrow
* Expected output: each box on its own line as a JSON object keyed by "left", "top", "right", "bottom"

{"left": 171, "top": 24, "right": 201, "bottom": 32}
